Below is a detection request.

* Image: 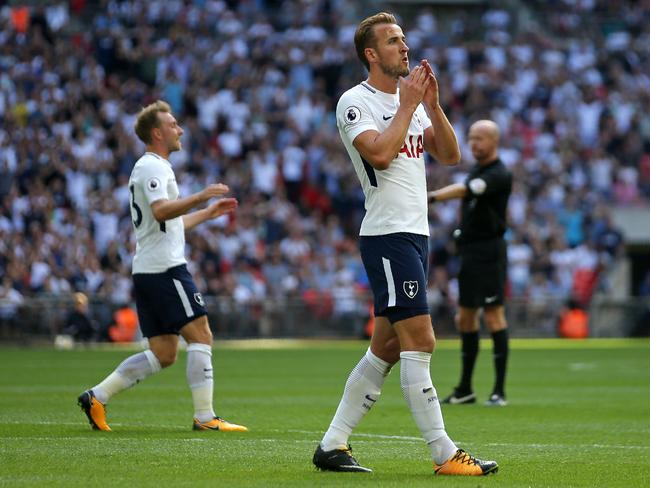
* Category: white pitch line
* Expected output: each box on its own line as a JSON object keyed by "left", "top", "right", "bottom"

{"left": 0, "top": 437, "right": 318, "bottom": 444}
{"left": 1, "top": 436, "right": 648, "bottom": 451}
{"left": 484, "top": 442, "right": 650, "bottom": 451}
{"left": 1, "top": 424, "right": 648, "bottom": 451}
{"left": 280, "top": 428, "right": 422, "bottom": 441}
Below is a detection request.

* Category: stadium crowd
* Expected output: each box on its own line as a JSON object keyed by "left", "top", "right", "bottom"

{"left": 0, "top": 1, "right": 647, "bottom": 334}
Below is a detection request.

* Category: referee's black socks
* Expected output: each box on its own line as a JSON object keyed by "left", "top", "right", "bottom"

{"left": 458, "top": 331, "right": 480, "bottom": 393}
{"left": 491, "top": 329, "right": 509, "bottom": 397}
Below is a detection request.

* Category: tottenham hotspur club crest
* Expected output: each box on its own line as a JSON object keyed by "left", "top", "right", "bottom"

{"left": 403, "top": 281, "right": 418, "bottom": 299}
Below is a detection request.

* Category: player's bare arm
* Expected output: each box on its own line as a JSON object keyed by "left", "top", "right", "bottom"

{"left": 420, "top": 60, "right": 460, "bottom": 165}
{"left": 151, "top": 183, "right": 230, "bottom": 222}
{"left": 183, "top": 197, "right": 238, "bottom": 231}
{"left": 428, "top": 183, "right": 467, "bottom": 203}
{"left": 353, "top": 66, "right": 430, "bottom": 170}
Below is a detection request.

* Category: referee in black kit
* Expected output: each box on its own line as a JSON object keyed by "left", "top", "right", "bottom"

{"left": 428, "top": 120, "right": 512, "bottom": 406}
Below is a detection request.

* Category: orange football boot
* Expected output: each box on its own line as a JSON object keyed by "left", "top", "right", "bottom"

{"left": 78, "top": 390, "right": 111, "bottom": 431}
{"left": 434, "top": 449, "right": 498, "bottom": 475}
{"left": 193, "top": 416, "right": 248, "bottom": 432}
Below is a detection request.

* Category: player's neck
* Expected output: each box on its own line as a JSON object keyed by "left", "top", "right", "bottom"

{"left": 366, "top": 71, "right": 399, "bottom": 94}
{"left": 145, "top": 144, "right": 169, "bottom": 160}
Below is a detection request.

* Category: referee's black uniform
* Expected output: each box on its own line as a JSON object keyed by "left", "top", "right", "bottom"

{"left": 455, "top": 157, "right": 512, "bottom": 308}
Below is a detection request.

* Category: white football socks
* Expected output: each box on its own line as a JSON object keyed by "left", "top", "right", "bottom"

{"left": 186, "top": 343, "right": 216, "bottom": 423}
{"left": 320, "top": 348, "right": 391, "bottom": 451}
{"left": 400, "top": 351, "right": 457, "bottom": 465}
{"left": 92, "top": 350, "right": 161, "bottom": 404}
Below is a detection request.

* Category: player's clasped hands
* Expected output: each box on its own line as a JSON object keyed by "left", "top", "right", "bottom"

{"left": 399, "top": 65, "right": 430, "bottom": 110}
{"left": 420, "top": 59, "right": 440, "bottom": 108}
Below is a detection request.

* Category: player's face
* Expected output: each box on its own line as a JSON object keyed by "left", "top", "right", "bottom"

{"left": 468, "top": 126, "right": 497, "bottom": 162}
{"left": 371, "top": 24, "right": 410, "bottom": 78}
{"left": 157, "top": 112, "right": 184, "bottom": 152}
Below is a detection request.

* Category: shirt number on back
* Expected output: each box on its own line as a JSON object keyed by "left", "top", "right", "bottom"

{"left": 130, "top": 184, "right": 166, "bottom": 232}
{"left": 129, "top": 184, "right": 142, "bottom": 228}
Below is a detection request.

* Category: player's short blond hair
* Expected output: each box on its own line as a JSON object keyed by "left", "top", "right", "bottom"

{"left": 134, "top": 100, "right": 171, "bottom": 144}
{"left": 354, "top": 12, "right": 398, "bottom": 70}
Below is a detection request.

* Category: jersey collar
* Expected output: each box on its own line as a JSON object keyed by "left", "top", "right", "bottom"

{"left": 145, "top": 151, "right": 171, "bottom": 165}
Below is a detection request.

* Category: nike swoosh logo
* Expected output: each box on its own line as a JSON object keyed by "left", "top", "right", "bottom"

{"left": 448, "top": 394, "right": 475, "bottom": 404}
{"left": 422, "top": 387, "right": 433, "bottom": 393}
{"left": 364, "top": 395, "right": 377, "bottom": 403}
{"left": 382, "top": 115, "right": 393, "bottom": 120}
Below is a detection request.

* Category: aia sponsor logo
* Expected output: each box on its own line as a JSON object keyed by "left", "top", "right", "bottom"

{"left": 399, "top": 135, "right": 424, "bottom": 159}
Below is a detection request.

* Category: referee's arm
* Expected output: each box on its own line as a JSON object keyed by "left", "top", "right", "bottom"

{"left": 428, "top": 183, "right": 467, "bottom": 203}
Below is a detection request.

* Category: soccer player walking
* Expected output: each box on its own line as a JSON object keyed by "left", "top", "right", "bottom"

{"left": 78, "top": 100, "right": 247, "bottom": 433}
{"left": 430, "top": 120, "right": 512, "bottom": 407}
{"left": 312, "top": 12, "right": 497, "bottom": 476}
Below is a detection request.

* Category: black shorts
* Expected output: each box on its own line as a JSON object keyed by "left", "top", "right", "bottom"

{"left": 132, "top": 264, "right": 207, "bottom": 338}
{"left": 457, "top": 238, "right": 507, "bottom": 308}
{"left": 359, "top": 233, "right": 430, "bottom": 324}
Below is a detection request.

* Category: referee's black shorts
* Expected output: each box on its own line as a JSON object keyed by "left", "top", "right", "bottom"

{"left": 457, "top": 238, "right": 507, "bottom": 308}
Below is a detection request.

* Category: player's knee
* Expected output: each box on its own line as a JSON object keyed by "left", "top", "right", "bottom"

{"left": 457, "top": 309, "right": 479, "bottom": 332}
{"left": 193, "top": 328, "right": 213, "bottom": 346}
{"left": 181, "top": 317, "right": 213, "bottom": 345}
{"left": 155, "top": 350, "right": 177, "bottom": 368}
{"left": 374, "top": 338, "right": 401, "bottom": 364}
{"left": 484, "top": 308, "right": 507, "bottom": 331}
{"left": 410, "top": 331, "right": 435, "bottom": 353}
{"left": 425, "top": 334, "right": 436, "bottom": 353}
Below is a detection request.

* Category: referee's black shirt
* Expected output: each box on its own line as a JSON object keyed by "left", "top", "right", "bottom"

{"left": 455, "top": 158, "right": 512, "bottom": 245}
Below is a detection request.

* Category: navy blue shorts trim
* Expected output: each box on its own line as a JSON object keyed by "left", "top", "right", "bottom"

{"left": 132, "top": 264, "right": 207, "bottom": 338}
{"left": 359, "top": 233, "right": 430, "bottom": 324}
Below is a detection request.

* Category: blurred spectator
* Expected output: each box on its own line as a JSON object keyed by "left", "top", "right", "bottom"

{"left": 107, "top": 305, "right": 138, "bottom": 343}
{"left": 61, "top": 292, "right": 98, "bottom": 342}
{"left": 0, "top": 0, "right": 648, "bottom": 328}
{"left": 0, "top": 277, "right": 24, "bottom": 334}
{"left": 557, "top": 299, "right": 589, "bottom": 339}
{"left": 638, "top": 270, "right": 650, "bottom": 297}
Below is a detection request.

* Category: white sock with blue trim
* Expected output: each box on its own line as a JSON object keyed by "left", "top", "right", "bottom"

{"left": 93, "top": 350, "right": 161, "bottom": 404}
{"left": 187, "top": 343, "right": 215, "bottom": 423}
{"left": 320, "top": 348, "right": 392, "bottom": 451}
{"left": 400, "top": 351, "right": 457, "bottom": 464}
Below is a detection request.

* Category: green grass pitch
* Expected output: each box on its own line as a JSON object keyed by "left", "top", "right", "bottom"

{"left": 1, "top": 338, "right": 649, "bottom": 487}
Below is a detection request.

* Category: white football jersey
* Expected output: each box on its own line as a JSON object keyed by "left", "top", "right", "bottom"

{"left": 336, "top": 81, "right": 432, "bottom": 236}
{"left": 128, "top": 152, "right": 186, "bottom": 273}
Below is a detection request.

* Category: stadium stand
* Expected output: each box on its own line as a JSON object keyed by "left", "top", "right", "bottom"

{"left": 0, "top": 1, "right": 648, "bottom": 339}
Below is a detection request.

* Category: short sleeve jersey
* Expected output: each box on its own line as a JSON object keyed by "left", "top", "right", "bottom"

{"left": 457, "top": 158, "right": 512, "bottom": 243}
{"left": 336, "top": 82, "right": 432, "bottom": 237}
{"left": 128, "top": 152, "right": 186, "bottom": 273}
